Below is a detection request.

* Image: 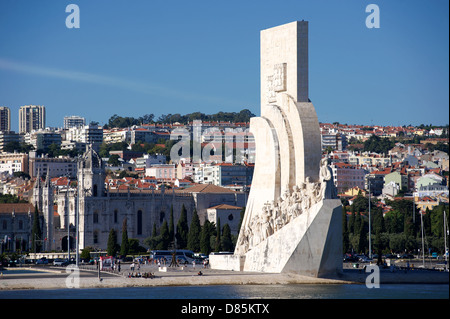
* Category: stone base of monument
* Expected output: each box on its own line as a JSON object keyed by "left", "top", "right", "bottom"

{"left": 158, "top": 266, "right": 185, "bottom": 272}
{"left": 210, "top": 199, "right": 343, "bottom": 278}
{"left": 208, "top": 254, "right": 246, "bottom": 272}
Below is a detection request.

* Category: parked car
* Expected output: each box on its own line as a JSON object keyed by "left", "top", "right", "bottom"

{"left": 6, "top": 259, "right": 17, "bottom": 267}
{"left": 343, "top": 255, "right": 358, "bottom": 262}
{"left": 36, "top": 257, "right": 48, "bottom": 264}
{"left": 398, "top": 254, "right": 414, "bottom": 259}
{"left": 358, "top": 256, "right": 372, "bottom": 263}
{"left": 53, "top": 258, "right": 69, "bottom": 266}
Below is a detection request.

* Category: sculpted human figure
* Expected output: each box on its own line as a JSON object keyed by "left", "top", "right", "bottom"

{"left": 280, "top": 190, "right": 290, "bottom": 222}
{"left": 314, "top": 181, "right": 322, "bottom": 202}
{"left": 273, "top": 198, "right": 283, "bottom": 232}
{"left": 319, "top": 157, "right": 336, "bottom": 199}
{"left": 292, "top": 185, "right": 301, "bottom": 202}
{"left": 320, "top": 157, "right": 331, "bottom": 181}
{"left": 305, "top": 177, "right": 316, "bottom": 208}
{"left": 261, "top": 204, "right": 273, "bottom": 239}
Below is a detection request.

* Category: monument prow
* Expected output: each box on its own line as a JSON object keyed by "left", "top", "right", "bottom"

{"left": 210, "top": 21, "right": 343, "bottom": 278}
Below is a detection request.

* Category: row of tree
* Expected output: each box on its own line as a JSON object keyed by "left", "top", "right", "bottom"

{"left": 143, "top": 205, "right": 237, "bottom": 254}
{"left": 342, "top": 196, "right": 449, "bottom": 256}
{"left": 103, "top": 109, "right": 256, "bottom": 129}
{"left": 105, "top": 205, "right": 241, "bottom": 258}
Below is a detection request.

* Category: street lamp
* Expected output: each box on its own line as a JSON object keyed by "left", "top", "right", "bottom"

{"left": 368, "top": 179, "right": 372, "bottom": 259}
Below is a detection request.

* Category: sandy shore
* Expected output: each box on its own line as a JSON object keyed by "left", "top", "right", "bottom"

{"left": 0, "top": 265, "right": 448, "bottom": 290}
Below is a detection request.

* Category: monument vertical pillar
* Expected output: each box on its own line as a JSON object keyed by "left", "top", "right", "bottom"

{"left": 213, "top": 21, "right": 343, "bottom": 278}
{"left": 238, "top": 21, "right": 323, "bottom": 248}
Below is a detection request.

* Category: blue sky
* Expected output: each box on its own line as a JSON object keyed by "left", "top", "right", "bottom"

{"left": 0, "top": 0, "right": 448, "bottom": 131}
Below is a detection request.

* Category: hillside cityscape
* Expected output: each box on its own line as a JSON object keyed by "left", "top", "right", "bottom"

{"left": 0, "top": 105, "right": 448, "bottom": 264}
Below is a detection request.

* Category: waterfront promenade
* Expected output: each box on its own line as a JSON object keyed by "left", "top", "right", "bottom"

{"left": 0, "top": 263, "right": 448, "bottom": 290}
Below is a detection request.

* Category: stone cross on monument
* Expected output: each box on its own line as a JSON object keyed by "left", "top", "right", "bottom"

{"left": 210, "top": 21, "right": 343, "bottom": 278}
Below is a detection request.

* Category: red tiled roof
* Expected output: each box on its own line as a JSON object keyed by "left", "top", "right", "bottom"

{"left": 208, "top": 204, "right": 242, "bottom": 210}
{"left": 0, "top": 203, "right": 35, "bottom": 214}
{"left": 181, "top": 184, "right": 235, "bottom": 193}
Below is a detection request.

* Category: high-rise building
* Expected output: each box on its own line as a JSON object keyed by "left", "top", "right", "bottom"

{"left": 0, "top": 106, "right": 11, "bottom": 132}
{"left": 19, "top": 105, "right": 46, "bottom": 134}
{"left": 64, "top": 115, "right": 85, "bottom": 129}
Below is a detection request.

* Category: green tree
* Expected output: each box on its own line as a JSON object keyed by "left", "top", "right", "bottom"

{"left": 107, "top": 229, "right": 119, "bottom": 257}
{"left": 200, "top": 220, "right": 213, "bottom": 255}
{"left": 214, "top": 218, "right": 222, "bottom": 252}
{"left": 372, "top": 206, "right": 385, "bottom": 234}
{"left": 389, "top": 233, "right": 406, "bottom": 252}
{"left": 143, "top": 223, "right": 158, "bottom": 250}
{"left": 384, "top": 210, "right": 404, "bottom": 234}
{"left": 348, "top": 205, "right": 356, "bottom": 234}
{"left": 176, "top": 205, "right": 189, "bottom": 249}
{"left": 31, "top": 206, "right": 42, "bottom": 253}
{"left": 342, "top": 206, "right": 350, "bottom": 253}
{"left": 0, "top": 194, "right": 27, "bottom": 203}
{"left": 120, "top": 218, "right": 129, "bottom": 257}
{"left": 3, "top": 141, "right": 34, "bottom": 153}
{"left": 168, "top": 205, "right": 175, "bottom": 247}
{"left": 403, "top": 215, "right": 415, "bottom": 238}
{"left": 357, "top": 218, "right": 367, "bottom": 254}
{"left": 423, "top": 207, "right": 432, "bottom": 236}
{"left": 108, "top": 154, "right": 121, "bottom": 166}
{"left": 363, "top": 135, "right": 394, "bottom": 154}
{"left": 128, "top": 238, "right": 146, "bottom": 254}
{"left": 80, "top": 247, "right": 92, "bottom": 261}
{"left": 430, "top": 205, "right": 443, "bottom": 237}
{"left": 354, "top": 211, "right": 362, "bottom": 237}
{"left": 221, "top": 224, "right": 233, "bottom": 252}
{"left": 157, "top": 220, "right": 170, "bottom": 250}
{"left": 353, "top": 195, "right": 369, "bottom": 213}
{"left": 187, "top": 209, "right": 201, "bottom": 252}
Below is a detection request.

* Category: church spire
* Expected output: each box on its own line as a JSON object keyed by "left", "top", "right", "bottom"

{"left": 34, "top": 168, "right": 41, "bottom": 189}
{"left": 44, "top": 167, "right": 51, "bottom": 188}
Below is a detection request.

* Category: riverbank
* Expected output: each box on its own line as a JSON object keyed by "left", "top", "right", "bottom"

{"left": 0, "top": 265, "right": 448, "bottom": 291}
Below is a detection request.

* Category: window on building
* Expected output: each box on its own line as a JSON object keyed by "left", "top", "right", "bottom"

{"left": 137, "top": 210, "right": 142, "bottom": 235}
{"left": 93, "top": 211, "right": 99, "bottom": 224}
{"left": 114, "top": 210, "right": 118, "bottom": 224}
{"left": 93, "top": 231, "right": 98, "bottom": 244}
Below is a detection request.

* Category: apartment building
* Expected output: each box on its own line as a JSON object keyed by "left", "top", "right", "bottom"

{"left": 331, "top": 163, "right": 367, "bottom": 194}
{"left": 63, "top": 115, "right": 86, "bottom": 129}
{"left": 0, "top": 152, "right": 29, "bottom": 175}
{"left": 29, "top": 152, "right": 77, "bottom": 178}
{"left": 0, "top": 106, "right": 11, "bottom": 132}
{"left": 19, "top": 105, "right": 46, "bottom": 134}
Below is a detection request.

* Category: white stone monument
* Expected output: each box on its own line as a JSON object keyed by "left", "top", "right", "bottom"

{"left": 210, "top": 21, "right": 343, "bottom": 278}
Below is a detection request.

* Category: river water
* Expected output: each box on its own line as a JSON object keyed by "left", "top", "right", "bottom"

{"left": 0, "top": 283, "right": 448, "bottom": 299}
